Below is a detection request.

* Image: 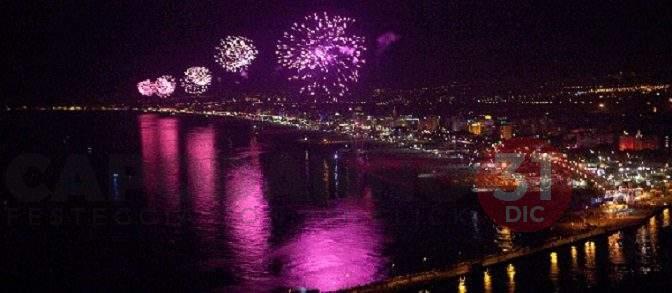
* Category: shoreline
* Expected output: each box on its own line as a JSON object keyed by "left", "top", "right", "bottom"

{"left": 12, "top": 108, "right": 671, "bottom": 292}
{"left": 343, "top": 205, "right": 669, "bottom": 292}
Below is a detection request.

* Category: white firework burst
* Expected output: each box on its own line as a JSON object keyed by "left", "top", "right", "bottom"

{"left": 214, "top": 36, "right": 259, "bottom": 73}
{"left": 180, "top": 66, "right": 212, "bottom": 95}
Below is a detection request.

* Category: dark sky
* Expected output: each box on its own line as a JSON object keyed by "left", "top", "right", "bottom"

{"left": 3, "top": 0, "right": 672, "bottom": 103}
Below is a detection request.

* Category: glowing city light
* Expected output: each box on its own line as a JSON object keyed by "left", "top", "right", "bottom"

{"left": 214, "top": 36, "right": 258, "bottom": 73}
{"left": 276, "top": 12, "right": 366, "bottom": 99}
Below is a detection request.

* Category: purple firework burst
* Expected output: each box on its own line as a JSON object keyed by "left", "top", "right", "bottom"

{"left": 276, "top": 12, "right": 366, "bottom": 99}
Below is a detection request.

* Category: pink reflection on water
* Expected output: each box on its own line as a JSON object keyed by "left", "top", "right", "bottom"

{"left": 159, "top": 118, "right": 180, "bottom": 210}
{"left": 139, "top": 114, "right": 160, "bottom": 199}
{"left": 139, "top": 114, "right": 181, "bottom": 210}
{"left": 225, "top": 137, "right": 272, "bottom": 288}
{"left": 274, "top": 187, "right": 387, "bottom": 291}
{"left": 186, "top": 126, "right": 218, "bottom": 231}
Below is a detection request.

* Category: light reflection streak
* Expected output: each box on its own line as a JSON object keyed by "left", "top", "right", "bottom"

{"left": 549, "top": 251, "right": 559, "bottom": 289}
{"left": 483, "top": 270, "right": 492, "bottom": 293}
{"left": 159, "top": 117, "right": 180, "bottom": 211}
{"left": 139, "top": 114, "right": 181, "bottom": 210}
{"left": 334, "top": 162, "right": 340, "bottom": 191}
{"left": 304, "top": 150, "right": 311, "bottom": 199}
{"left": 507, "top": 264, "right": 516, "bottom": 293}
{"left": 186, "top": 126, "right": 217, "bottom": 239}
{"left": 224, "top": 136, "right": 271, "bottom": 289}
{"left": 323, "top": 160, "right": 330, "bottom": 196}
{"left": 584, "top": 241, "right": 597, "bottom": 286}
{"left": 608, "top": 232, "right": 627, "bottom": 282}
{"left": 636, "top": 217, "right": 661, "bottom": 274}
{"left": 568, "top": 245, "right": 581, "bottom": 282}
{"left": 139, "top": 114, "right": 160, "bottom": 202}
{"left": 570, "top": 245, "right": 578, "bottom": 272}
{"left": 274, "top": 187, "right": 386, "bottom": 291}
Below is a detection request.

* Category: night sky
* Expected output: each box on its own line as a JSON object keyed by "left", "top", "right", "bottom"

{"left": 3, "top": 0, "right": 672, "bottom": 104}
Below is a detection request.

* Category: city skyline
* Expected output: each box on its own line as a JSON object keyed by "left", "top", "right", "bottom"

{"left": 3, "top": 2, "right": 672, "bottom": 291}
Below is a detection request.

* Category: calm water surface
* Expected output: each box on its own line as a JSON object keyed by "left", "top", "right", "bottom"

{"left": 1, "top": 112, "right": 672, "bottom": 292}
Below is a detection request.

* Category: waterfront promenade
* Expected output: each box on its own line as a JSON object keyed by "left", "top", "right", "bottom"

{"left": 344, "top": 203, "right": 670, "bottom": 292}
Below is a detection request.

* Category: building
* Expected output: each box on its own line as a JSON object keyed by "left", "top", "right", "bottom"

{"left": 450, "top": 114, "right": 467, "bottom": 132}
{"left": 420, "top": 115, "right": 441, "bottom": 132}
{"left": 566, "top": 129, "right": 614, "bottom": 149}
{"left": 500, "top": 124, "right": 513, "bottom": 140}
{"left": 619, "top": 130, "right": 658, "bottom": 151}
{"left": 468, "top": 121, "right": 482, "bottom": 135}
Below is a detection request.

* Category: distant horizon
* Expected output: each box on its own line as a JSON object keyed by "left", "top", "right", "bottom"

{"left": 4, "top": 0, "right": 672, "bottom": 104}
{"left": 4, "top": 73, "right": 671, "bottom": 106}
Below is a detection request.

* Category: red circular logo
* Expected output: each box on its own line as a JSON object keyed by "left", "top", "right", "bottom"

{"left": 476, "top": 138, "right": 572, "bottom": 232}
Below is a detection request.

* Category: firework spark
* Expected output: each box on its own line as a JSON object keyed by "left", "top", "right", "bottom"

{"left": 185, "top": 66, "right": 212, "bottom": 86}
{"left": 214, "top": 36, "right": 258, "bottom": 73}
{"left": 137, "top": 79, "right": 155, "bottom": 96}
{"left": 154, "top": 75, "right": 177, "bottom": 98}
{"left": 181, "top": 66, "right": 212, "bottom": 95}
{"left": 276, "top": 12, "right": 366, "bottom": 98}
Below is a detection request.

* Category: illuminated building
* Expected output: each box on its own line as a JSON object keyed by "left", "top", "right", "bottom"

{"left": 567, "top": 129, "right": 614, "bottom": 148}
{"left": 398, "top": 115, "right": 420, "bottom": 130}
{"left": 619, "top": 130, "right": 658, "bottom": 151}
{"left": 500, "top": 124, "right": 513, "bottom": 140}
{"left": 420, "top": 115, "right": 441, "bottom": 132}
{"left": 469, "top": 122, "right": 482, "bottom": 136}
